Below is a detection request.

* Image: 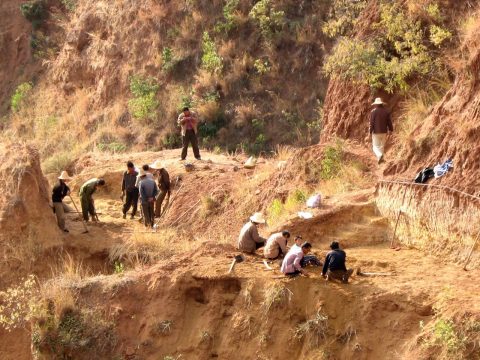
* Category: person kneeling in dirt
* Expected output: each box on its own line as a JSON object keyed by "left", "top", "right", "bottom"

{"left": 139, "top": 169, "right": 158, "bottom": 228}
{"left": 264, "top": 230, "right": 290, "bottom": 260}
{"left": 288, "top": 235, "right": 322, "bottom": 267}
{"left": 121, "top": 161, "right": 139, "bottom": 220}
{"left": 79, "top": 178, "right": 106, "bottom": 222}
{"left": 238, "top": 213, "right": 267, "bottom": 254}
{"left": 52, "top": 171, "right": 73, "bottom": 232}
{"left": 322, "top": 241, "right": 353, "bottom": 284}
{"left": 281, "top": 242, "right": 312, "bottom": 276}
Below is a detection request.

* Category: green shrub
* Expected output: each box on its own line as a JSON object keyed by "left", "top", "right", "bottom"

{"left": 267, "top": 198, "right": 283, "bottom": 223}
{"left": 161, "top": 47, "right": 176, "bottom": 72}
{"left": 324, "top": 2, "right": 451, "bottom": 93}
{"left": 162, "top": 133, "right": 182, "bottom": 148}
{"left": 20, "top": 0, "right": 46, "bottom": 24}
{"left": 433, "top": 319, "right": 465, "bottom": 353}
{"left": 214, "top": 0, "right": 239, "bottom": 34}
{"left": 201, "top": 32, "right": 223, "bottom": 74}
{"left": 285, "top": 189, "right": 307, "bottom": 211}
{"left": 249, "top": 0, "right": 285, "bottom": 39}
{"left": 320, "top": 142, "right": 343, "bottom": 180}
{"left": 322, "top": 0, "right": 367, "bottom": 38}
{"left": 11, "top": 82, "right": 33, "bottom": 112}
{"left": 128, "top": 76, "right": 159, "bottom": 121}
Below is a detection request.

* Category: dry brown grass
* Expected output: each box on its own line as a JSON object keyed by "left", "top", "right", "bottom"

{"left": 109, "top": 228, "right": 195, "bottom": 266}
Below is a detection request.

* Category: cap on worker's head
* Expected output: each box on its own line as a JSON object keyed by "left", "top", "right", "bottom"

{"left": 97, "top": 179, "right": 106, "bottom": 186}
{"left": 183, "top": 107, "right": 189, "bottom": 112}
{"left": 371, "top": 97, "right": 385, "bottom": 106}
{"left": 330, "top": 241, "right": 340, "bottom": 250}
{"left": 250, "top": 212, "right": 266, "bottom": 224}
{"left": 58, "top": 171, "right": 71, "bottom": 181}
{"left": 150, "top": 160, "right": 163, "bottom": 170}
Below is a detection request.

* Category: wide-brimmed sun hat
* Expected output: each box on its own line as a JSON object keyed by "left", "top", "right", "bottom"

{"left": 150, "top": 160, "right": 163, "bottom": 170}
{"left": 371, "top": 97, "right": 385, "bottom": 105}
{"left": 58, "top": 171, "right": 71, "bottom": 180}
{"left": 250, "top": 212, "right": 266, "bottom": 224}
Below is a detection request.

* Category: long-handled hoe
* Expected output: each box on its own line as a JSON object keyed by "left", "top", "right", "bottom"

{"left": 68, "top": 195, "right": 89, "bottom": 234}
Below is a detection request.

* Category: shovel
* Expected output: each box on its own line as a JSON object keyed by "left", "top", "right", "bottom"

{"left": 228, "top": 255, "right": 245, "bottom": 273}
{"left": 68, "top": 195, "right": 89, "bottom": 234}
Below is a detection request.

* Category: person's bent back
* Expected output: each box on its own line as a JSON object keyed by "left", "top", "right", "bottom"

{"left": 238, "top": 213, "right": 266, "bottom": 254}
{"left": 322, "top": 241, "right": 353, "bottom": 283}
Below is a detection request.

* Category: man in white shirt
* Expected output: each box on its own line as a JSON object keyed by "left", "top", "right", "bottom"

{"left": 281, "top": 242, "right": 312, "bottom": 276}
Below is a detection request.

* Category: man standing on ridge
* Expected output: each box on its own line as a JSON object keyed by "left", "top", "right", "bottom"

{"left": 52, "top": 171, "right": 73, "bottom": 232}
{"left": 177, "top": 107, "right": 201, "bottom": 161}
{"left": 121, "top": 161, "right": 139, "bottom": 220}
{"left": 368, "top": 97, "right": 393, "bottom": 164}
{"left": 150, "top": 160, "right": 171, "bottom": 218}
{"left": 79, "top": 178, "right": 105, "bottom": 222}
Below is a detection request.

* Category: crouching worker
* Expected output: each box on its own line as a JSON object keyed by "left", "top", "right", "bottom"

{"left": 52, "top": 171, "right": 73, "bottom": 232}
{"left": 79, "top": 178, "right": 105, "bottom": 222}
{"left": 289, "top": 235, "right": 322, "bottom": 267}
{"left": 139, "top": 169, "right": 158, "bottom": 228}
{"left": 264, "top": 230, "right": 290, "bottom": 260}
{"left": 238, "top": 213, "right": 266, "bottom": 254}
{"left": 281, "top": 242, "right": 312, "bottom": 276}
{"left": 322, "top": 241, "right": 353, "bottom": 284}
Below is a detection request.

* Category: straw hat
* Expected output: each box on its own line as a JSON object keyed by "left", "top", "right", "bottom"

{"left": 371, "top": 97, "right": 385, "bottom": 105}
{"left": 58, "top": 171, "right": 71, "bottom": 180}
{"left": 150, "top": 160, "right": 163, "bottom": 170}
{"left": 250, "top": 212, "right": 266, "bottom": 224}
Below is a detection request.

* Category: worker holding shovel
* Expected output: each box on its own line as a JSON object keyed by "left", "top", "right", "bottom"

{"left": 79, "top": 178, "right": 105, "bottom": 222}
{"left": 51, "top": 171, "right": 74, "bottom": 233}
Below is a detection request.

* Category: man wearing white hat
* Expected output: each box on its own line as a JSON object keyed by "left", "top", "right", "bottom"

{"left": 150, "top": 160, "right": 171, "bottom": 218}
{"left": 369, "top": 97, "right": 393, "bottom": 164}
{"left": 238, "top": 213, "right": 267, "bottom": 254}
{"left": 52, "top": 171, "right": 73, "bottom": 232}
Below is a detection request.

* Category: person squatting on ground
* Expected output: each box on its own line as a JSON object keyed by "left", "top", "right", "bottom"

{"left": 138, "top": 169, "right": 158, "bottom": 228}
{"left": 52, "top": 171, "right": 73, "bottom": 232}
{"left": 322, "top": 241, "right": 354, "bottom": 284}
{"left": 79, "top": 178, "right": 105, "bottom": 222}
{"left": 281, "top": 242, "right": 313, "bottom": 276}
{"left": 289, "top": 235, "right": 322, "bottom": 267}
{"left": 238, "top": 212, "right": 267, "bottom": 253}
{"left": 264, "top": 230, "right": 290, "bottom": 260}
{"left": 150, "top": 160, "right": 171, "bottom": 218}
{"left": 121, "top": 161, "right": 139, "bottom": 219}
{"left": 178, "top": 107, "right": 201, "bottom": 160}
{"left": 369, "top": 97, "right": 393, "bottom": 164}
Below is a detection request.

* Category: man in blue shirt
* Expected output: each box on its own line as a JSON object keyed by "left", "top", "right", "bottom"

{"left": 138, "top": 169, "right": 158, "bottom": 228}
{"left": 322, "top": 241, "right": 353, "bottom": 283}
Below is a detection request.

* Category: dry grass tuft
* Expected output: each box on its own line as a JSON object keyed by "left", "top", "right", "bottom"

{"left": 261, "top": 282, "right": 293, "bottom": 316}
{"left": 109, "top": 228, "right": 194, "bottom": 266}
{"left": 294, "top": 311, "right": 329, "bottom": 348}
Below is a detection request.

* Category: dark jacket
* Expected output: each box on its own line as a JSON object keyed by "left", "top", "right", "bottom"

{"left": 52, "top": 181, "right": 70, "bottom": 203}
{"left": 322, "top": 249, "right": 347, "bottom": 274}
{"left": 370, "top": 106, "right": 393, "bottom": 134}
{"left": 139, "top": 177, "right": 159, "bottom": 203}
{"left": 122, "top": 170, "right": 139, "bottom": 192}
{"left": 157, "top": 168, "right": 171, "bottom": 192}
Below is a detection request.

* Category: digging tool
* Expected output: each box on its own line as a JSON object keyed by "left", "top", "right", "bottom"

{"left": 263, "top": 260, "right": 273, "bottom": 271}
{"left": 228, "top": 255, "right": 245, "bottom": 273}
{"left": 463, "top": 231, "right": 480, "bottom": 271}
{"left": 68, "top": 195, "right": 89, "bottom": 234}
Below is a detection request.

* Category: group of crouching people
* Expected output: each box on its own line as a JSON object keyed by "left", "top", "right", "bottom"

{"left": 238, "top": 212, "right": 354, "bottom": 283}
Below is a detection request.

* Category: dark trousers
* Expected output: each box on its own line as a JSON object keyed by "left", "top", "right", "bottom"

{"left": 141, "top": 201, "right": 155, "bottom": 227}
{"left": 327, "top": 269, "right": 354, "bottom": 283}
{"left": 154, "top": 190, "right": 168, "bottom": 217}
{"left": 80, "top": 196, "right": 95, "bottom": 221}
{"left": 123, "top": 189, "right": 139, "bottom": 216}
{"left": 181, "top": 129, "right": 200, "bottom": 160}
